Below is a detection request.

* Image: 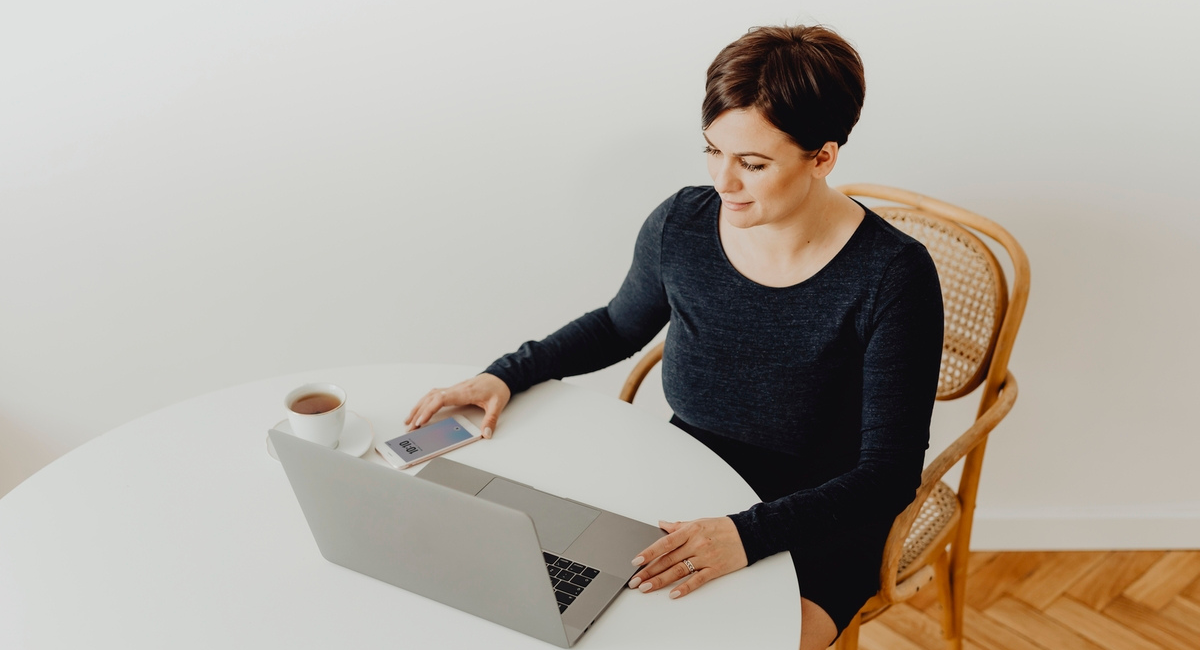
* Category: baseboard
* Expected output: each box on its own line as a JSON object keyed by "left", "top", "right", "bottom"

{"left": 971, "top": 506, "right": 1200, "bottom": 550}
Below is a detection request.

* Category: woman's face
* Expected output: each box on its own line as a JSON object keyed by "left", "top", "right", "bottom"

{"left": 703, "top": 108, "right": 833, "bottom": 230}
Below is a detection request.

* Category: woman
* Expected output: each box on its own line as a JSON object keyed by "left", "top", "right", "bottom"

{"left": 406, "top": 25, "right": 943, "bottom": 649}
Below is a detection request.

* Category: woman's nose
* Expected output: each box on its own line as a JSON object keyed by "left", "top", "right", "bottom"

{"left": 712, "top": 161, "right": 741, "bottom": 194}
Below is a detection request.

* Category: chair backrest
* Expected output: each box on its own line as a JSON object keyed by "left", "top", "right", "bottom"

{"left": 837, "top": 184, "right": 1029, "bottom": 602}
{"left": 837, "top": 184, "right": 1029, "bottom": 416}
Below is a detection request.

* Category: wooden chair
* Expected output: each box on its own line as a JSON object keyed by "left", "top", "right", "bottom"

{"left": 618, "top": 184, "right": 1030, "bottom": 650}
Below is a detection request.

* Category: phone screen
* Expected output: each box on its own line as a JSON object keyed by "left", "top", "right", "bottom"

{"left": 385, "top": 418, "right": 474, "bottom": 463}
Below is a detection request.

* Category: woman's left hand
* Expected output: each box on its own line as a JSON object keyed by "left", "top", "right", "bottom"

{"left": 627, "top": 517, "right": 748, "bottom": 599}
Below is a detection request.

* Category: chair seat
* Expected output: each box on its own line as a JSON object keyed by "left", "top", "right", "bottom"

{"left": 898, "top": 481, "right": 959, "bottom": 577}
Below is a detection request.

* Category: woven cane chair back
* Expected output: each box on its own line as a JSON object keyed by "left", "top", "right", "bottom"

{"left": 873, "top": 207, "right": 1007, "bottom": 400}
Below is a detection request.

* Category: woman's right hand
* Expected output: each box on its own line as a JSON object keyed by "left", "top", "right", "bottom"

{"left": 404, "top": 373, "right": 512, "bottom": 439}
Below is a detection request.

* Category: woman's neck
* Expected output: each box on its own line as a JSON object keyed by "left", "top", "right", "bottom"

{"left": 768, "top": 183, "right": 849, "bottom": 243}
{"left": 724, "top": 184, "right": 864, "bottom": 286}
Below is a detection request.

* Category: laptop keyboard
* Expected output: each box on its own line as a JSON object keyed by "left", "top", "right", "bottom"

{"left": 543, "top": 552, "right": 600, "bottom": 613}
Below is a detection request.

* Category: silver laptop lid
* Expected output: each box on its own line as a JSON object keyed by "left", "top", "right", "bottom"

{"left": 270, "top": 431, "right": 570, "bottom": 648}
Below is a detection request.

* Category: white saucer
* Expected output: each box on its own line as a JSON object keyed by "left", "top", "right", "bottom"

{"left": 267, "top": 410, "right": 374, "bottom": 460}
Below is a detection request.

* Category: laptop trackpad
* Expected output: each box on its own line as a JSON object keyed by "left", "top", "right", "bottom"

{"left": 476, "top": 478, "right": 600, "bottom": 554}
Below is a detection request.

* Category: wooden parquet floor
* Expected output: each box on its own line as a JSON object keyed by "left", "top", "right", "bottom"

{"left": 863, "top": 551, "right": 1200, "bottom": 650}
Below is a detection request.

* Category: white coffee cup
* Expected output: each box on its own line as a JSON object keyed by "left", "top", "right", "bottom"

{"left": 285, "top": 383, "right": 347, "bottom": 448}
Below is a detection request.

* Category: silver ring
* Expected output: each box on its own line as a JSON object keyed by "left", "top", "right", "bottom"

{"left": 683, "top": 558, "right": 696, "bottom": 574}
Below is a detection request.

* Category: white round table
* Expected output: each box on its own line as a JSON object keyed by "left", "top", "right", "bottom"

{"left": 0, "top": 364, "right": 799, "bottom": 648}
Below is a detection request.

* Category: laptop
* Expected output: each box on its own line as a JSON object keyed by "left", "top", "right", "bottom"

{"left": 269, "top": 430, "right": 665, "bottom": 648}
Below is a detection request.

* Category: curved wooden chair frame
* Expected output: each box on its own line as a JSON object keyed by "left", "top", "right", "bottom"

{"left": 618, "top": 184, "right": 1030, "bottom": 650}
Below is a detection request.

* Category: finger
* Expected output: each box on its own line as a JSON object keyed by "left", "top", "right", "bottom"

{"left": 479, "top": 402, "right": 499, "bottom": 439}
{"left": 405, "top": 394, "right": 429, "bottom": 426}
{"left": 629, "top": 539, "right": 700, "bottom": 588}
{"left": 668, "top": 567, "right": 714, "bottom": 599}
{"left": 633, "top": 539, "right": 700, "bottom": 585}
{"left": 406, "top": 395, "right": 430, "bottom": 430}
{"left": 630, "top": 528, "right": 687, "bottom": 568}
{"left": 632, "top": 519, "right": 694, "bottom": 569}
{"left": 634, "top": 559, "right": 695, "bottom": 593}
{"left": 645, "top": 536, "right": 696, "bottom": 570}
{"left": 410, "top": 390, "right": 448, "bottom": 429}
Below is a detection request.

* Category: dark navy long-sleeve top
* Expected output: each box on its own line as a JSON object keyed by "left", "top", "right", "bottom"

{"left": 485, "top": 186, "right": 944, "bottom": 566}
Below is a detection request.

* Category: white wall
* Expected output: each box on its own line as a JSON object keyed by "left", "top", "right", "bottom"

{"left": 2, "top": 0, "right": 1197, "bottom": 549}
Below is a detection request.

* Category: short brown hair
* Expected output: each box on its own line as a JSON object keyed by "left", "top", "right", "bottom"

{"left": 702, "top": 25, "right": 866, "bottom": 153}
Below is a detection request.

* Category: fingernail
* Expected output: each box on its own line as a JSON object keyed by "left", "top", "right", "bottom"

{"left": 483, "top": 427, "right": 492, "bottom": 439}
{"left": 669, "top": 590, "right": 680, "bottom": 599}
{"left": 632, "top": 556, "right": 644, "bottom": 566}
{"left": 628, "top": 577, "right": 641, "bottom": 589}
{"left": 639, "top": 582, "right": 652, "bottom": 593}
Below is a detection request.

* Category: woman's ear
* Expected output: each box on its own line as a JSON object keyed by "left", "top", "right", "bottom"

{"left": 811, "top": 142, "right": 840, "bottom": 179}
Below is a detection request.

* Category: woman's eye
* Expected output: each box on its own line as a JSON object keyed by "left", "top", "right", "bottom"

{"left": 705, "top": 145, "right": 763, "bottom": 171}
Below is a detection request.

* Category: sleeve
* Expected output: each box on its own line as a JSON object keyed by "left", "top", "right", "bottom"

{"left": 728, "top": 244, "right": 944, "bottom": 564}
{"left": 482, "top": 193, "right": 676, "bottom": 395}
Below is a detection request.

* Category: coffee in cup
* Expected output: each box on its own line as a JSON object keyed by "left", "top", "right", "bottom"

{"left": 285, "top": 383, "right": 347, "bottom": 448}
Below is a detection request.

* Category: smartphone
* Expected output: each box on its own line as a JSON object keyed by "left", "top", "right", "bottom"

{"left": 376, "top": 415, "right": 482, "bottom": 469}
